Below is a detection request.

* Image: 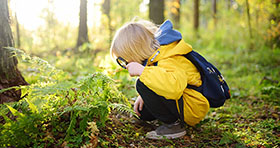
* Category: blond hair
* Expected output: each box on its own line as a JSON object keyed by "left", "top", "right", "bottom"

{"left": 110, "top": 19, "right": 160, "bottom": 64}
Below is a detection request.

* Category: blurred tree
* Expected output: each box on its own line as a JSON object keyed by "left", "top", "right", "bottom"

{"left": 15, "top": 13, "right": 20, "bottom": 48}
{"left": 102, "top": 0, "right": 113, "bottom": 43}
{"left": 212, "top": 0, "right": 217, "bottom": 27}
{"left": 245, "top": 0, "right": 253, "bottom": 39}
{"left": 194, "top": 0, "right": 199, "bottom": 31}
{"left": 43, "top": 0, "right": 57, "bottom": 50}
{"left": 270, "top": 0, "right": 280, "bottom": 23}
{"left": 255, "top": 1, "right": 260, "bottom": 28}
{"left": 227, "top": 0, "right": 232, "bottom": 10}
{"left": 0, "top": 0, "right": 28, "bottom": 103}
{"left": 35, "top": 0, "right": 61, "bottom": 53}
{"left": 169, "top": 0, "right": 181, "bottom": 29}
{"left": 149, "top": 0, "right": 165, "bottom": 24}
{"left": 77, "top": 0, "right": 89, "bottom": 49}
{"left": 268, "top": 0, "right": 280, "bottom": 47}
{"left": 108, "top": 0, "right": 144, "bottom": 45}
{"left": 33, "top": 0, "right": 76, "bottom": 54}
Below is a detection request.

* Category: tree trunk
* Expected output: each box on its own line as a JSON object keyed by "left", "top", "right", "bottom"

{"left": 0, "top": 0, "right": 28, "bottom": 103}
{"left": 102, "top": 0, "right": 113, "bottom": 43}
{"left": 149, "top": 0, "right": 165, "bottom": 25}
{"left": 255, "top": 3, "right": 259, "bottom": 28}
{"left": 272, "top": 0, "right": 280, "bottom": 23}
{"left": 76, "top": 0, "right": 89, "bottom": 48}
{"left": 245, "top": 0, "right": 253, "bottom": 39}
{"left": 269, "top": 0, "right": 280, "bottom": 25}
{"left": 212, "top": 0, "right": 217, "bottom": 27}
{"left": 170, "top": 0, "right": 181, "bottom": 29}
{"left": 269, "top": 0, "right": 280, "bottom": 48}
{"left": 227, "top": 0, "right": 231, "bottom": 10}
{"left": 15, "top": 13, "right": 21, "bottom": 48}
{"left": 194, "top": 0, "right": 199, "bottom": 31}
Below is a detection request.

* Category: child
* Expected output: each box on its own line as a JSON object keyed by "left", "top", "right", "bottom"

{"left": 110, "top": 19, "right": 210, "bottom": 139}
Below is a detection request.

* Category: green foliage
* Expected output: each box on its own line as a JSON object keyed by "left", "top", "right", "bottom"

{"left": 4, "top": 0, "right": 280, "bottom": 147}
{"left": 0, "top": 49, "right": 133, "bottom": 147}
{"left": 109, "top": 103, "right": 137, "bottom": 117}
{"left": 98, "top": 54, "right": 138, "bottom": 99}
{"left": 219, "top": 132, "right": 239, "bottom": 145}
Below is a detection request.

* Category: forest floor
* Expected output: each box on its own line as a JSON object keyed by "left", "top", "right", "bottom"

{"left": 98, "top": 96, "right": 279, "bottom": 148}
{"left": 1, "top": 43, "right": 279, "bottom": 148}
{"left": 94, "top": 46, "right": 280, "bottom": 147}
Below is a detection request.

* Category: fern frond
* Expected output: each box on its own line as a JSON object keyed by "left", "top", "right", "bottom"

{"left": 108, "top": 103, "right": 137, "bottom": 117}
{"left": 0, "top": 86, "right": 20, "bottom": 93}
{"left": 4, "top": 47, "right": 67, "bottom": 81}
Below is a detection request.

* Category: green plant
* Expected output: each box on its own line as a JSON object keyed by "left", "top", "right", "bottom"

{"left": 0, "top": 48, "right": 134, "bottom": 147}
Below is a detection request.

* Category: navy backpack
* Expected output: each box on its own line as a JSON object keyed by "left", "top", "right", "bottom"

{"left": 184, "top": 51, "right": 231, "bottom": 108}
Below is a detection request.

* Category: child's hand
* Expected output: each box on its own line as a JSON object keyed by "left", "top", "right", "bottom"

{"left": 126, "top": 62, "right": 144, "bottom": 77}
{"left": 134, "top": 95, "right": 144, "bottom": 116}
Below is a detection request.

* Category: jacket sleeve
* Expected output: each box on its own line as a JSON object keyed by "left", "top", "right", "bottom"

{"left": 139, "top": 56, "right": 188, "bottom": 100}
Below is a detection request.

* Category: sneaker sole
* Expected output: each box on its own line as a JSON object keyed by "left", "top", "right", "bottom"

{"left": 146, "top": 130, "right": 186, "bottom": 140}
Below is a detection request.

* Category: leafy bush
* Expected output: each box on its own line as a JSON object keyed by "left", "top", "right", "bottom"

{"left": 0, "top": 48, "right": 133, "bottom": 147}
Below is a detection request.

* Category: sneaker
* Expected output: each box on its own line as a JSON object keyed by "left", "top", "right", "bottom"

{"left": 146, "top": 121, "right": 186, "bottom": 139}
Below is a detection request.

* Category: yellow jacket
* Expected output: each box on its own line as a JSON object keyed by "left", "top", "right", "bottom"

{"left": 139, "top": 39, "right": 210, "bottom": 126}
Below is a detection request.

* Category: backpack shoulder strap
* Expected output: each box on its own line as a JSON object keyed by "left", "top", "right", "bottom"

{"left": 184, "top": 51, "right": 203, "bottom": 93}
{"left": 184, "top": 51, "right": 203, "bottom": 73}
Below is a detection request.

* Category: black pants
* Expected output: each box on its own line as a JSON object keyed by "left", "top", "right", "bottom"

{"left": 136, "top": 79, "right": 181, "bottom": 124}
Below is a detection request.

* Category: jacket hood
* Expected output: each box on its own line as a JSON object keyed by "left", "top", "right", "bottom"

{"left": 147, "top": 20, "right": 192, "bottom": 65}
{"left": 156, "top": 20, "right": 182, "bottom": 45}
